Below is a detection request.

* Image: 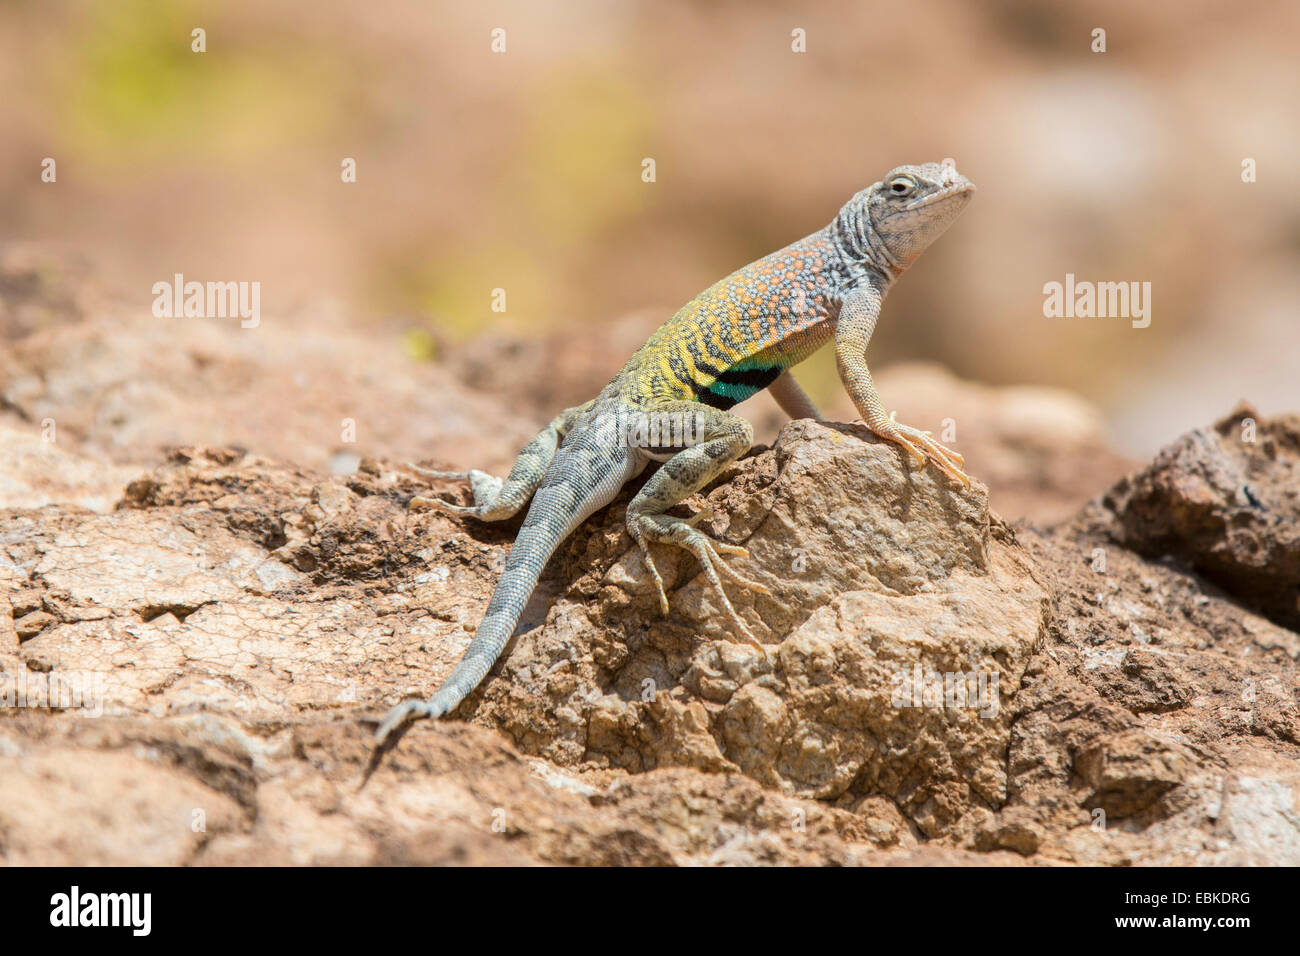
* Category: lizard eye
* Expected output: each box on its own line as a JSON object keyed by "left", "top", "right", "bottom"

{"left": 888, "top": 176, "right": 916, "bottom": 197}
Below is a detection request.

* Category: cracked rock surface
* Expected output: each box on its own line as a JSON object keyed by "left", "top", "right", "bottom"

{"left": 1, "top": 249, "right": 1295, "bottom": 865}
{"left": 2, "top": 404, "right": 1297, "bottom": 865}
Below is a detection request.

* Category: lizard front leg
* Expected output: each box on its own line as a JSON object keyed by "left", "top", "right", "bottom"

{"left": 625, "top": 403, "right": 771, "bottom": 652}
{"left": 407, "top": 403, "right": 590, "bottom": 520}
{"left": 834, "top": 287, "right": 970, "bottom": 485}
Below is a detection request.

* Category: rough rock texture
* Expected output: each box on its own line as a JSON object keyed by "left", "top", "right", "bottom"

{"left": 3, "top": 401, "right": 1297, "bottom": 865}
{"left": 1096, "top": 403, "right": 1300, "bottom": 631}
{"left": 0, "top": 423, "right": 137, "bottom": 513}
{"left": 456, "top": 420, "right": 1047, "bottom": 841}
{"left": 0, "top": 252, "right": 1295, "bottom": 866}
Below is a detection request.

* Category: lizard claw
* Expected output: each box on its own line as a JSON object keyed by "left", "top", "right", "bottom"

{"left": 406, "top": 466, "right": 515, "bottom": 516}
{"left": 691, "top": 539, "right": 772, "bottom": 658}
{"left": 406, "top": 463, "right": 474, "bottom": 514}
{"left": 404, "top": 463, "right": 469, "bottom": 481}
{"left": 876, "top": 414, "right": 971, "bottom": 486}
{"left": 628, "top": 514, "right": 770, "bottom": 658}
{"left": 683, "top": 504, "right": 715, "bottom": 528}
{"left": 409, "top": 495, "right": 479, "bottom": 515}
{"left": 630, "top": 526, "right": 672, "bottom": 616}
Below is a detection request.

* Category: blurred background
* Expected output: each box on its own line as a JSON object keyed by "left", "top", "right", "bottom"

{"left": 0, "top": 0, "right": 1296, "bottom": 512}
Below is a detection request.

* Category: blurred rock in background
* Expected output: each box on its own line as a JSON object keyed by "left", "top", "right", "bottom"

{"left": 1, "top": 0, "right": 1295, "bottom": 461}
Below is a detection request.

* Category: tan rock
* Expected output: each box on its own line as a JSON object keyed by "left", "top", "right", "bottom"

{"left": 454, "top": 420, "right": 1048, "bottom": 839}
{"left": 1098, "top": 403, "right": 1300, "bottom": 631}
{"left": 0, "top": 395, "right": 1296, "bottom": 866}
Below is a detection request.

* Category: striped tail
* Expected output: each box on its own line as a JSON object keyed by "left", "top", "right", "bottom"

{"left": 374, "top": 433, "right": 631, "bottom": 744}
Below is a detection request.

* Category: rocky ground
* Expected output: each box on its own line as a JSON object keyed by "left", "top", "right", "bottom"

{"left": 1, "top": 254, "right": 1296, "bottom": 865}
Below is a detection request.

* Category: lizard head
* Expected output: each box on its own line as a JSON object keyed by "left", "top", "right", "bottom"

{"left": 848, "top": 162, "right": 975, "bottom": 274}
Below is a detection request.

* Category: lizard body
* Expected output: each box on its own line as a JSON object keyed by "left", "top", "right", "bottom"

{"left": 375, "top": 161, "right": 975, "bottom": 745}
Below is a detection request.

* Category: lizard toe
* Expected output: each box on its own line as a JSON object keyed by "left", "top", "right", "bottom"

{"left": 630, "top": 524, "right": 672, "bottom": 615}
{"left": 409, "top": 495, "right": 476, "bottom": 515}
{"left": 678, "top": 533, "right": 768, "bottom": 656}
{"left": 404, "top": 463, "right": 469, "bottom": 481}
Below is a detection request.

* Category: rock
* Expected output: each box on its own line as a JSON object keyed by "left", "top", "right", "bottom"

{"left": 2, "top": 386, "right": 1298, "bottom": 864}
{"left": 1098, "top": 403, "right": 1300, "bottom": 630}
{"left": 13, "top": 610, "right": 56, "bottom": 640}
{"left": 1212, "top": 767, "right": 1300, "bottom": 866}
{"left": 449, "top": 419, "right": 1047, "bottom": 838}
{"left": 0, "top": 424, "right": 135, "bottom": 514}
{"left": 0, "top": 289, "right": 538, "bottom": 478}
{"left": 974, "top": 806, "right": 1045, "bottom": 856}
{"left": 1074, "top": 728, "right": 1197, "bottom": 819}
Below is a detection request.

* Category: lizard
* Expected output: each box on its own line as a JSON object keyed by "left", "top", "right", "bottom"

{"left": 374, "top": 160, "right": 975, "bottom": 747}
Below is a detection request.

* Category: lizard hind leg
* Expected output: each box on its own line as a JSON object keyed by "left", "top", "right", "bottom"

{"left": 625, "top": 405, "right": 772, "bottom": 654}
{"left": 407, "top": 405, "right": 586, "bottom": 520}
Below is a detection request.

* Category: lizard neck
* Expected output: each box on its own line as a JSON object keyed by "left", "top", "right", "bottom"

{"left": 829, "top": 203, "right": 897, "bottom": 292}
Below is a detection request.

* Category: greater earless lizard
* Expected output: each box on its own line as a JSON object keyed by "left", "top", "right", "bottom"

{"left": 375, "top": 161, "right": 975, "bottom": 745}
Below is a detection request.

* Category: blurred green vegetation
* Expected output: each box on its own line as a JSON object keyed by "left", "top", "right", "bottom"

{"left": 515, "top": 67, "right": 652, "bottom": 244}
{"left": 56, "top": 0, "right": 341, "bottom": 168}
{"left": 381, "top": 64, "right": 653, "bottom": 342}
{"left": 387, "top": 243, "right": 553, "bottom": 340}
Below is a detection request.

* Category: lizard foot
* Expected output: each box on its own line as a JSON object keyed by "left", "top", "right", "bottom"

{"left": 628, "top": 513, "right": 771, "bottom": 656}
{"left": 405, "top": 465, "right": 512, "bottom": 516}
{"left": 873, "top": 413, "right": 971, "bottom": 487}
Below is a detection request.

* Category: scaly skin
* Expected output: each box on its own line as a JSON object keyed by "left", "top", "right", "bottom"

{"left": 375, "top": 161, "right": 975, "bottom": 747}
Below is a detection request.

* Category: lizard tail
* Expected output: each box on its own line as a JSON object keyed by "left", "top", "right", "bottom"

{"left": 375, "top": 434, "right": 631, "bottom": 743}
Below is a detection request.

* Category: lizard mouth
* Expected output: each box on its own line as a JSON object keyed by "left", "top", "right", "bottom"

{"left": 905, "top": 181, "right": 976, "bottom": 211}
